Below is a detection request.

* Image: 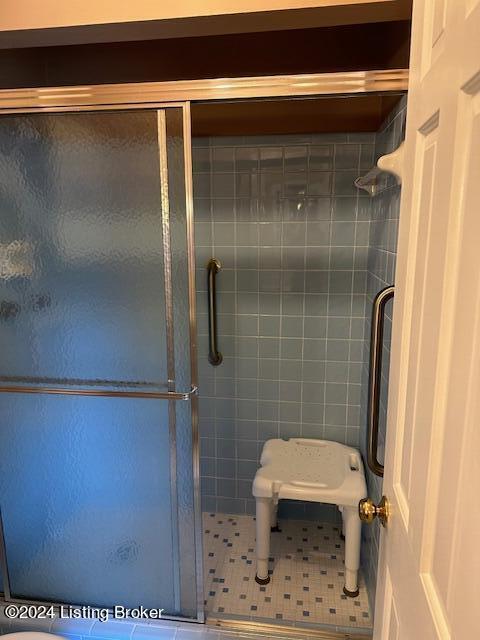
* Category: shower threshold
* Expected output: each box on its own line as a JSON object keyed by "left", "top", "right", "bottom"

{"left": 207, "top": 617, "right": 372, "bottom": 640}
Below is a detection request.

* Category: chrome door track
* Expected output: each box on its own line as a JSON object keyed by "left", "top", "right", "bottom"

{"left": 207, "top": 616, "right": 372, "bottom": 640}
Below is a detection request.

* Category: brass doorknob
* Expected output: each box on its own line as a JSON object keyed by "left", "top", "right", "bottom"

{"left": 359, "top": 496, "right": 390, "bottom": 527}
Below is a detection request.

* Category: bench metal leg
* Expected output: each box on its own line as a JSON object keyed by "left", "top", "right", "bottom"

{"left": 270, "top": 500, "right": 280, "bottom": 531}
{"left": 339, "top": 506, "right": 346, "bottom": 540}
{"left": 255, "top": 497, "right": 271, "bottom": 584}
{"left": 343, "top": 505, "right": 361, "bottom": 597}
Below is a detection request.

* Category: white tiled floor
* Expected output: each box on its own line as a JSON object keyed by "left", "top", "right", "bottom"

{"left": 203, "top": 513, "right": 372, "bottom": 631}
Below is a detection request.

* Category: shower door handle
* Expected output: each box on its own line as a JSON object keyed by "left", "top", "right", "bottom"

{"left": 207, "top": 258, "right": 222, "bottom": 366}
{"left": 367, "top": 285, "right": 394, "bottom": 477}
{"left": 0, "top": 383, "right": 198, "bottom": 401}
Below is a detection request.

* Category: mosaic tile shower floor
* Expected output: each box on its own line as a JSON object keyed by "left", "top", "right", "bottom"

{"left": 203, "top": 513, "right": 372, "bottom": 631}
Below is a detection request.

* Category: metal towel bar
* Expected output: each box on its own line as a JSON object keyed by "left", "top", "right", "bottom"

{"left": 367, "top": 285, "right": 394, "bottom": 477}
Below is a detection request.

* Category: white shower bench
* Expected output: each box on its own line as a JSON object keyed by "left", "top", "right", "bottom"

{"left": 252, "top": 438, "right": 367, "bottom": 597}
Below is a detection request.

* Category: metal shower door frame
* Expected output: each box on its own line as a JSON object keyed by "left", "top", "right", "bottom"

{"left": 0, "top": 102, "right": 204, "bottom": 623}
{"left": 0, "top": 69, "right": 409, "bottom": 632}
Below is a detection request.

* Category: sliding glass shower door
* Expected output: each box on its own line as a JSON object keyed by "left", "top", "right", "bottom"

{"left": 0, "top": 106, "right": 201, "bottom": 619}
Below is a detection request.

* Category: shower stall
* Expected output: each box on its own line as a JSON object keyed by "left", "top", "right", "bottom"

{"left": 0, "top": 71, "right": 407, "bottom": 636}
{"left": 191, "top": 95, "right": 406, "bottom": 629}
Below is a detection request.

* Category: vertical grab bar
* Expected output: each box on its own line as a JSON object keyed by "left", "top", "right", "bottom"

{"left": 207, "top": 258, "right": 222, "bottom": 366}
{"left": 367, "top": 285, "right": 394, "bottom": 477}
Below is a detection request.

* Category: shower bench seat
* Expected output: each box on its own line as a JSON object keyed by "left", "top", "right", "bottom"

{"left": 252, "top": 438, "right": 367, "bottom": 597}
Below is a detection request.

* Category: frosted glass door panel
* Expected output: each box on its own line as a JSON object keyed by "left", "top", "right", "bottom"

{"left": 0, "top": 394, "right": 175, "bottom": 610}
{"left": 0, "top": 112, "right": 167, "bottom": 385}
{"left": 0, "top": 107, "right": 199, "bottom": 617}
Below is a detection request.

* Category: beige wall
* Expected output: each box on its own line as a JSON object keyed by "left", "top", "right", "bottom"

{"left": 0, "top": 0, "right": 397, "bottom": 31}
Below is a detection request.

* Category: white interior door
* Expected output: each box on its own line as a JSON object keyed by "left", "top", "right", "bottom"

{"left": 374, "top": 0, "right": 480, "bottom": 637}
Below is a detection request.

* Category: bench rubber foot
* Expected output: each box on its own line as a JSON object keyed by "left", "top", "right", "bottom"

{"left": 343, "top": 586, "right": 359, "bottom": 598}
{"left": 255, "top": 574, "right": 271, "bottom": 585}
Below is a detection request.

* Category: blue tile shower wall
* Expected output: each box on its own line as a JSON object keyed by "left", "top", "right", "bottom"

{"left": 359, "top": 96, "right": 407, "bottom": 611}
{"left": 192, "top": 133, "right": 375, "bottom": 519}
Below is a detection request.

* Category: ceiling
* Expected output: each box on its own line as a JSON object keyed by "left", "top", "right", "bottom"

{"left": 0, "top": 0, "right": 413, "bottom": 49}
